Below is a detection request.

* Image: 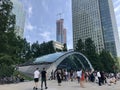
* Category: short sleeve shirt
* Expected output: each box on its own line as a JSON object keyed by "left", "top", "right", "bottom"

{"left": 34, "top": 70, "right": 40, "bottom": 78}
{"left": 41, "top": 70, "right": 47, "bottom": 79}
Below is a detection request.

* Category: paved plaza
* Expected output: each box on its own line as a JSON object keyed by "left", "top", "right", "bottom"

{"left": 0, "top": 80, "right": 120, "bottom": 90}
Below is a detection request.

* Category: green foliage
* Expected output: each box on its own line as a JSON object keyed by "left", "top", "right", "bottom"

{"left": 84, "top": 38, "right": 103, "bottom": 70}
{"left": 0, "top": 0, "right": 32, "bottom": 78}
{"left": 75, "top": 38, "right": 117, "bottom": 72}
{"left": 84, "top": 38, "right": 96, "bottom": 55}
{"left": 0, "top": 63, "right": 14, "bottom": 77}
{"left": 99, "top": 50, "right": 116, "bottom": 72}
{"left": 31, "top": 41, "right": 56, "bottom": 58}
{"left": 115, "top": 57, "right": 120, "bottom": 72}
{"left": 0, "top": 54, "right": 14, "bottom": 65}
{"left": 0, "top": 0, "right": 16, "bottom": 55}
{"left": 0, "top": 0, "right": 16, "bottom": 77}
{"left": 75, "top": 39, "right": 84, "bottom": 54}
{"left": 0, "top": 0, "right": 15, "bottom": 33}
{"left": 63, "top": 43, "right": 67, "bottom": 51}
{"left": 0, "top": 54, "right": 14, "bottom": 77}
{"left": 0, "top": 0, "right": 32, "bottom": 62}
{"left": 47, "top": 41, "right": 56, "bottom": 53}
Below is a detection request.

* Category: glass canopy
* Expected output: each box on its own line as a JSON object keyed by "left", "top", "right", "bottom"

{"left": 33, "top": 52, "right": 65, "bottom": 63}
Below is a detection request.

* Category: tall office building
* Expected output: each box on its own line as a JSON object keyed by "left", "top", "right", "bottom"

{"left": 11, "top": 0, "right": 25, "bottom": 38}
{"left": 72, "top": 0, "right": 120, "bottom": 57}
{"left": 56, "top": 19, "right": 67, "bottom": 44}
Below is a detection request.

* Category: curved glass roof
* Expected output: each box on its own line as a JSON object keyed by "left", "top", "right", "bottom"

{"left": 33, "top": 52, "right": 65, "bottom": 63}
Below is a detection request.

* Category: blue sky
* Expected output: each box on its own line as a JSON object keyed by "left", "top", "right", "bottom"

{"left": 20, "top": 0, "right": 120, "bottom": 49}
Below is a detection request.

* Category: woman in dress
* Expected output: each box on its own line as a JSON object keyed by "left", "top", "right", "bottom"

{"left": 80, "top": 70, "right": 85, "bottom": 88}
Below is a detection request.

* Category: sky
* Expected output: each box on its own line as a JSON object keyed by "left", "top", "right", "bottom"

{"left": 20, "top": 0, "right": 120, "bottom": 49}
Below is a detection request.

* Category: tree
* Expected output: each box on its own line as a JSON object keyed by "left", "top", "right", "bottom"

{"left": 75, "top": 38, "right": 119, "bottom": 72}
{"left": 75, "top": 39, "right": 84, "bottom": 54}
{"left": 99, "top": 50, "right": 116, "bottom": 72}
{"left": 0, "top": 0, "right": 32, "bottom": 79}
{"left": 0, "top": 54, "right": 14, "bottom": 77}
{"left": 47, "top": 41, "right": 56, "bottom": 53}
{"left": 31, "top": 41, "right": 41, "bottom": 58}
{"left": 0, "top": 0, "right": 15, "bottom": 54}
{"left": 0, "top": 0, "right": 16, "bottom": 78}
{"left": 84, "top": 38, "right": 103, "bottom": 70}
{"left": 17, "top": 38, "right": 32, "bottom": 63}
{"left": 30, "top": 41, "right": 56, "bottom": 59}
{"left": 63, "top": 43, "right": 67, "bottom": 51}
{"left": 84, "top": 38, "right": 96, "bottom": 55}
{"left": 0, "top": 0, "right": 15, "bottom": 33}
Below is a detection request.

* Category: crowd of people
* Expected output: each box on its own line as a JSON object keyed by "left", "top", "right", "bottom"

{"left": 33, "top": 67, "right": 120, "bottom": 90}
{"left": 50, "top": 69, "right": 120, "bottom": 87}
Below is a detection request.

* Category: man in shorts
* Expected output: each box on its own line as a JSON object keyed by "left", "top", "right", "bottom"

{"left": 33, "top": 68, "right": 40, "bottom": 90}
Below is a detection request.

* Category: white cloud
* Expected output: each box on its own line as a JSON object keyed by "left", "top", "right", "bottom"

{"left": 25, "top": 21, "right": 36, "bottom": 31}
{"left": 39, "top": 31, "right": 51, "bottom": 41}
{"left": 28, "top": 5, "right": 33, "bottom": 18}
{"left": 114, "top": 5, "right": 120, "bottom": 12}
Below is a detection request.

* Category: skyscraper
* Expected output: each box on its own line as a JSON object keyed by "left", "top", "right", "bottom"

{"left": 56, "top": 19, "right": 67, "bottom": 44}
{"left": 11, "top": 0, "right": 25, "bottom": 38}
{"left": 72, "top": 0, "right": 120, "bottom": 57}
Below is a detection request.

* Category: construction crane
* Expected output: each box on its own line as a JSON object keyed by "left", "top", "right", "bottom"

{"left": 57, "top": 12, "right": 63, "bottom": 19}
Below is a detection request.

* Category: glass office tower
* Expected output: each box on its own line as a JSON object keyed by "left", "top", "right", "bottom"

{"left": 11, "top": 0, "right": 25, "bottom": 38}
{"left": 72, "top": 0, "right": 120, "bottom": 57}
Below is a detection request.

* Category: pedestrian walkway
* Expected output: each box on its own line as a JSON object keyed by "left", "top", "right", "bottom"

{"left": 0, "top": 80, "right": 120, "bottom": 90}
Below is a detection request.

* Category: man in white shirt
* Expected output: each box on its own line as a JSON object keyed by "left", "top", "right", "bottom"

{"left": 97, "top": 71, "right": 101, "bottom": 86}
{"left": 77, "top": 69, "right": 82, "bottom": 83}
{"left": 33, "top": 68, "right": 40, "bottom": 90}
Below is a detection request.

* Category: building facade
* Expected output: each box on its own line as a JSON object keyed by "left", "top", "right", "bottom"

{"left": 11, "top": 0, "right": 25, "bottom": 38}
{"left": 52, "top": 41, "right": 64, "bottom": 51}
{"left": 72, "top": 0, "right": 120, "bottom": 57}
{"left": 56, "top": 19, "right": 67, "bottom": 44}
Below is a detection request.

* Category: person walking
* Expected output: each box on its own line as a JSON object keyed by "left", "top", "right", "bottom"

{"left": 33, "top": 68, "right": 40, "bottom": 90}
{"left": 80, "top": 70, "right": 85, "bottom": 88}
{"left": 56, "top": 69, "right": 62, "bottom": 86}
{"left": 77, "top": 69, "right": 82, "bottom": 83}
{"left": 97, "top": 71, "right": 101, "bottom": 86}
{"left": 41, "top": 68, "right": 48, "bottom": 90}
{"left": 65, "top": 70, "right": 68, "bottom": 81}
{"left": 70, "top": 70, "right": 74, "bottom": 81}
